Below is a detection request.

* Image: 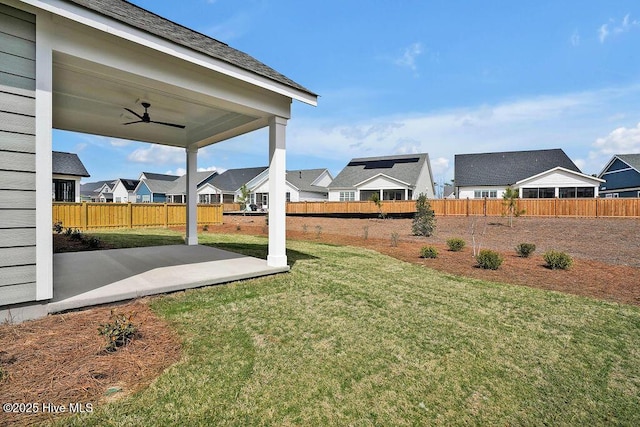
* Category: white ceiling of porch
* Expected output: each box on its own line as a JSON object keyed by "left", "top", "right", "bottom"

{"left": 52, "top": 53, "right": 264, "bottom": 149}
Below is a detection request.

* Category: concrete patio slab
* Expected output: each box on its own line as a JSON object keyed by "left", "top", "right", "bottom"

{"left": 49, "top": 245, "right": 288, "bottom": 314}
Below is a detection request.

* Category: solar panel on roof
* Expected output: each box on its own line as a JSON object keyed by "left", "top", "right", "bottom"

{"left": 347, "top": 157, "right": 419, "bottom": 169}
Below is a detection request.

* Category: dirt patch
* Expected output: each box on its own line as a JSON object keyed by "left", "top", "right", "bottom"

{"left": 0, "top": 300, "right": 181, "bottom": 426}
{"left": 213, "top": 215, "right": 640, "bottom": 306}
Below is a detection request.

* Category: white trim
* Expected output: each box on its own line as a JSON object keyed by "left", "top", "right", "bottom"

{"left": 353, "top": 173, "right": 412, "bottom": 189}
{"left": 185, "top": 146, "right": 198, "bottom": 245}
{"left": 35, "top": 12, "right": 53, "bottom": 301}
{"left": 601, "top": 167, "right": 634, "bottom": 176}
{"left": 267, "top": 116, "right": 287, "bottom": 268}
{"left": 20, "top": 0, "right": 317, "bottom": 106}
{"left": 515, "top": 167, "right": 605, "bottom": 186}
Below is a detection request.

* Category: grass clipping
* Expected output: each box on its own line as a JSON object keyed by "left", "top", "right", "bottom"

{"left": 0, "top": 300, "right": 181, "bottom": 425}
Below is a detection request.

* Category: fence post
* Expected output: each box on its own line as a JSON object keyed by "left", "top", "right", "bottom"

{"left": 127, "top": 202, "right": 133, "bottom": 228}
{"left": 466, "top": 198, "right": 470, "bottom": 216}
{"left": 81, "top": 202, "right": 88, "bottom": 230}
{"left": 164, "top": 203, "right": 168, "bottom": 228}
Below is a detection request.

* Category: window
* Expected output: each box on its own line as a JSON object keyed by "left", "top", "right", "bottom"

{"left": 142, "top": 195, "right": 150, "bottom": 203}
{"left": 339, "top": 191, "right": 355, "bottom": 201}
{"left": 605, "top": 193, "right": 619, "bottom": 198}
{"left": 473, "top": 190, "right": 497, "bottom": 199}
{"left": 560, "top": 187, "right": 594, "bottom": 198}
{"left": 522, "top": 188, "right": 555, "bottom": 198}
{"left": 52, "top": 179, "right": 75, "bottom": 202}
{"left": 286, "top": 192, "right": 291, "bottom": 202}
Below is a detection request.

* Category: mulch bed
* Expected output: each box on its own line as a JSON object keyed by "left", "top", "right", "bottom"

{"left": 0, "top": 300, "right": 181, "bottom": 426}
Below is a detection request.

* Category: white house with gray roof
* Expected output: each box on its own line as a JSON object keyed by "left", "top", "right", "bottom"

{"left": 454, "top": 149, "right": 603, "bottom": 199}
{"left": 0, "top": 0, "right": 316, "bottom": 320}
{"left": 52, "top": 151, "right": 90, "bottom": 202}
{"left": 245, "top": 168, "right": 332, "bottom": 209}
{"left": 328, "top": 154, "right": 435, "bottom": 201}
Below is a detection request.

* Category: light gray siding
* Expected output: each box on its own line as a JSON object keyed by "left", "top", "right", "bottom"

{"left": 0, "top": 3, "right": 37, "bottom": 306}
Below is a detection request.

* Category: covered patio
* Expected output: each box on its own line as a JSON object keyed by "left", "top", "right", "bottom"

{"left": 0, "top": 0, "right": 316, "bottom": 322}
{"left": 49, "top": 245, "right": 288, "bottom": 314}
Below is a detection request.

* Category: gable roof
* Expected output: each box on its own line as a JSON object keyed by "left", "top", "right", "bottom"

{"left": 166, "top": 171, "right": 218, "bottom": 195}
{"left": 52, "top": 151, "right": 90, "bottom": 177}
{"left": 615, "top": 154, "right": 640, "bottom": 171}
{"left": 210, "top": 167, "right": 268, "bottom": 192}
{"left": 80, "top": 180, "right": 113, "bottom": 196}
{"left": 286, "top": 169, "right": 331, "bottom": 193}
{"left": 328, "top": 154, "right": 430, "bottom": 189}
{"left": 454, "top": 149, "right": 580, "bottom": 187}
{"left": 140, "top": 178, "right": 177, "bottom": 195}
{"left": 63, "top": 0, "right": 315, "bottom": 98}
{"left": 515, "top": 167, "right": 604, "bottom": 186}
{"left": 116, "top": 178, "right": 139, "bottom": 191}
{"left": 140, "top": 172, "right": 179, "bottom": 182}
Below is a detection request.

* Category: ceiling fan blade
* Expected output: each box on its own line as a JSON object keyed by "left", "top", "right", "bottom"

{"left": 124, "top": 107, "right": 144, "bottom": 120}
{"left": 122, "top": 120, "right": 143, "bottom": 125}
{"left": 150, "top": 120, "right": 186, "bottom": 129}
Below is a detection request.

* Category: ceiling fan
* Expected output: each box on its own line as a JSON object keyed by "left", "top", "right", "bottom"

{"left": 123, "top": 102, "right": 185, "bottom": 129}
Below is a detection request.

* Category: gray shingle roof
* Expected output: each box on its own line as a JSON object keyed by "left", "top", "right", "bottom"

{"left": 63, "top": 0, "right": 316, "bottom": 97}
{"left": 328, "top": 154, "right": 430, "bottom": 189}
{"left": 52, "top": 151, "right": 90, "bottom": 177}
{"left": 118, "top": 178, "right": 139, "bottom": 191}
{"left": 141, "top": 172, "right": 179, "bottom": 182}
{"left": 210, "top": 167, "right": 268, "bottom": 192}
{"left": 617, "top": 154, "right": 640, "bottom": 171}
{"left": 454, "top": 149, "right": 580, "bottom": 187}
{"left": 166, "top": 171, "right": 218, "bottom": 195}
{"left": 80, "top": 180, "right": 113, "bottom": 196}
{"left": 286, "top": 169, "right": 330, "bottom": 193}
{"left": 142, "top": 178, "right": 177, "bottom": 194}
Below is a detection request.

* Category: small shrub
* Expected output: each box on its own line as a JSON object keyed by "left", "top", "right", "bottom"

{"left": 236, "top": 223, "right": 241, "bottom": 231}
{"left": 363, "top": 225, "right": 369, "bottom": 240}
{"left": 446, "top": 237, "right": 466, "bottom": 252}
{"left": 53, "top": 221, "right": 63, "bottom": 234}
{"left": 64, "top": 227, "right": 73, "bottom": 237}
{"left": 543, "top": 250, "right": 573, "bottom": 270}
{"left": 70, "top": 229, "right": 83, "bottom": 241}
{"left": 515, "top": 243, "right": 536, "bottom": 258}
{"left": 476, "top": 249, "right": 503, "bottom": 270}
{"left": 420, "top": 246, "right": 438, "bottom": 259}
{"left": 98, "top": 310, "right": 138, "bottom": 353}
{"left": 315, "top": 225, "right": 323, "bottom": 238}
{"left": 390, "top": 232, "right": 400, "bottom": 247}
{"left": 87, "top": 236, "right": 101, "bottom": 249}
{"left": 302, "top": 224, "right": 309, "bottom": 234}
{"left": 202, "top": 224, "right": 209, "bottom": 232}
{"left": 412, "top": 194, "right": 436, "bottom": 237}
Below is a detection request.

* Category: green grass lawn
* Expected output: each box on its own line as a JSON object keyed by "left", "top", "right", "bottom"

{"left": 63, "top": 230, "right": 640, "bottom": 426}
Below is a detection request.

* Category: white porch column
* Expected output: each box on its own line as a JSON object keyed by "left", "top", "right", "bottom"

{"left": 268, "top": 116, "right": 287, "bottom": 267}
{"left": 185, "top": 145, "right": 198, "bottom": 245}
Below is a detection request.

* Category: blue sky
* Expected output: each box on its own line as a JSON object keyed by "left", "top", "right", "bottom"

{"left": 53, "top": 0, "right": 640, "bottom": 188}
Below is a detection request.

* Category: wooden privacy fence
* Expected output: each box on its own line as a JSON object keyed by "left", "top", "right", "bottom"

{"left": 53, "top": 202, "right": 223, "bottom": 230}
{"left": 286, "top": 198, "right": 640, "bottom": 218}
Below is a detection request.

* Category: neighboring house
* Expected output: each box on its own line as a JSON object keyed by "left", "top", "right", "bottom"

{"left": 96, "top": 181, "right": 115, "bottom": 202}
{"left": 80, "top": 180, "right": 113, "bottom": 202}
{"left": 597, "top": 154, "right": 640, "bottom": 198}
{"left": 110, "top": 179, "right": 139, "bottom": 203}
{"left": 134, "top": 172, "right": 179, "bottom": 203}
{"left": 245, "top": 168, "right": 332, "bottom": 208}
{"left": 327, "top": 153, "right": 435, "bottom": 201}
{"left": 208, "top": 167, "right": 268, "bottom": 203}
{"left": 52, "top": 151, "right": 90, "bottom": 202}
{"left": 165, "top": 171, "right": 218, "bottom": 203}
{"left": 454, "top": 149, "right": 603, "bottom": 199}
{"left": 443, "top": 184, "right": 456, "bottom": 199}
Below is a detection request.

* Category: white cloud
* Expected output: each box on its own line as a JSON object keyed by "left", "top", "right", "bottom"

{"left": 593, "top": 122, "right": 640, "bottom": 154}
{"left": 394, "top": 42, "right": 423, "bottom": 72}
{"left": 430, "top": 157, "right": 450, "bottom": 176}
{"left": 163, "top": 165, "right": 226, "bottom": 176}
{"left": 128, "top": 145, "right": 184, "bottom": 164}
{"left": 599, "top": 14, "right": 639, "bottom": 43}
{"left": 166, "top": 167, "right": 186, "bottom": 176}
{"left": 109, "top": 138, "right": 131, "bottom": 147}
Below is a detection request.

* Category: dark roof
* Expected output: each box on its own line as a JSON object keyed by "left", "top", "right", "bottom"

{"left": 118, "top": 178, "right": 139, "bottom": 191}
{"left": 328, "top": 154, "right": 430, "bottom": 188}
{"left": 617, "top": 154, "right": 640, "bottom": 171}
{"left": 454, "top": 149, "right": 581, "bottom": 187}
{"left": 210, "top": 167, "right": 268, "bottom": 192}
{"left": 52, "top": 151, "right": 90, "bottom": 177}
{"left": 63, "top": 0, "right": 315, "bottom": 97}
{"left": 286, "top": 169, "right": 330, "bottom": 193}
{"left": 141, "top": 172, "right": 179, "bottom": 182}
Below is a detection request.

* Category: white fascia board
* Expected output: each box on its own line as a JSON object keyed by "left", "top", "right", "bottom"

{"left": 311, "top": 169, "right": 333, "bottom": 185}
{"left": 354, "top": 173, "right": 412, "bottom": 189}
{"left": 245, "top": 169, "right": 270, "bottom": 191}
{"left": 597, "top": 155, "right": 618, "bottom": 178}
{"left": 22, "top": 0, "right": 317, "bottom": 106}
{"left": 515, "top": 167, "right": 605, "bottom": 186}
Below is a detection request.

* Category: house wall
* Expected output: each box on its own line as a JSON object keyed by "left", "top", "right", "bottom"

{"left": 52, "top": 173, "right": 81, "bottom": 202}
{"left": 517, "top": 169, "right": 600, "bottom": 198}
{"left": 111, "top": 181, "right": 132, "bottom": 203}
{"left": 600, "top": 162, "right": 640, "bottom": 195}
{"left": 297, "top": 191, "right": 327, "bottom": 202}
{"left": 414, "top": 161, "right": 436, "bottom": 199}
{"left": 458, "top": 187, "right": 506, "bottom": 199}
{"left": 314, "top": 171, "right": 333, "bottom": 188}
{"left": 0, "top": 3, "right": 38, "bottom": 307}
